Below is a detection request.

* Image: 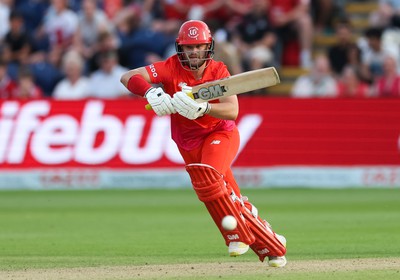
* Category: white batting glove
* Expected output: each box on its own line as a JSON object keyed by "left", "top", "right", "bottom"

{"left": 145, "top": 87, "right": 176, "bottom": 116}
{"left": 171, "top": 91, "right": 211, "bottom": 120}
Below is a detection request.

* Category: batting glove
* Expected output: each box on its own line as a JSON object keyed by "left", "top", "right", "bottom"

{"left": 171, "top": 91, "right": 211, "bottom": 120}
{"left": 145, "top": 87, "right": 176, "bottom": 116}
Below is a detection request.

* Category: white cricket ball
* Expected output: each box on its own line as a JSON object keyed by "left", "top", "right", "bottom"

{"left": 221, "top": 215, "right": 237, "bottom": 231}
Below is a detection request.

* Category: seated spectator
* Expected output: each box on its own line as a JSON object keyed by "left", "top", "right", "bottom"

{"left": 73, "top": 0, "right": 111, "bottom": 62}
{"left": 209, "top": 20, "right": 243, "bottom": 75}
{"left": 311, "top": 0, "right": 344, "bottom": 34}
{"left": 41, "top": 0, "right": 79, "bottom": 50}
{"left": 2, "top": 10, "right": 33, "bottom": 65}
{"left": 14, "top": 0, "right": 49, "bottom": 34}
{"left": 0, "top": 59, "right": 17, "bottom": 99}
{"left": 0, "top": 0, "right": 11, "bottom": 41}
{"left": 232, "top": 0, "right": 277, "bottom": 71}
{"left": 369, "top": 0, "right": 400, "bottom": 28}
{"left": 115, "top": 4, "right": 175, "bottom": 69}
{"left": 358, "top": 27, "right": 386, "bottom": 84}
{"left": 291, "top": 53, "right": 338, "bottom": 98}
{"left": 185, "top": 0, "right": 253, "bottom": 26}
{"left": 13, "top": 67, "right": 43, "bottom": 99}
{"left": 372, "top": 54, "right": 400, "bottom": 97}
{"left": 53, "top": 50, "right": 90, "bottom": 99}
{"left": 86, "top": 31, "right": 119, "bottom": 73}
{"left": 328, "top": 19, "right": 362, "bottom": 76}
{"left": 337, "top": 65, "right": 371, "bottom": 98}
{"left": 88, "top": 50, "right": 130, "bottom": 98}
{"left": 381, "top": 15, "right": 400, "bottom": 72}
{"left": 29, "top": 46, "right": 64, "bottom": 97}
{"left": 146, "top": 0, "right": 187, "bottom": 36}
{"left": 268, "top": 0, "right": 314, "bottom": 68}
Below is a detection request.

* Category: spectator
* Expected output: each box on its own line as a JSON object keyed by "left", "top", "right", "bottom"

{"left": 186, "top": 0, "right": 253, "bottom": 25}
{"left": 0, "top": 0, "right": 12, "bottom": 42}
{"left": 328, "top": 19, "right": 362, "bottom": 76}
{"left": 13, "top": 66, "right": 43, "bottom": 99}
{"left": 53, "top": 50, "right": 90, "bottom": 99}
{"left": 209, "top": 20, "right": 243, "bottom": 75}
{"left": 291, "top": 53, "right": 338, "bottom": 98}
{"left": 337, "top": 65, "right": 371, "bottom": 98}
{"left": 372, "top": 54, "right": 400, "bottom": 97}
{"left": 232, "top": 0, "right": 277, "bottom": 71}
{"left": 115, "top": 4, "right": 175, "bottom": 69}
{"left": 147, "top": 0, "right": 252, "bottom": 35}
{"left": 146, "top": 0, "right": 187, "bottom": 36}
{"left": 2, "top": 10, "right": 33, "bottom": 65}
{"left": 369, "top": 0, "right": 400, "bottom": 28}
{"left": 381, "top": 15, "right": 400, "bottom": 72}
{"left": 358, "top": 27, "right": 386, "bottom": 84}
{"left": 14, "top": 0, "right": 49, "bottom": 34}
{"left": 311, "top": 0, "right": 344, "bottom": 34}
{"left": 29, "top": 46, "right": 64, "bottom": 97}
{"left": 268, "top": 0, "right": 314, "bottom": 68}
{"left": 86, "top": 30, "right": 119, "bottom": 73}
{"left": 73, "top": 0, "right": 112, "bottom": 62}
{"left": 41, "top": 0, "right": 79, "bottom": 50}
{"left": 0, "top": 59, "right": 17, "bottom": 98}
{"left": 88, "top": 50, "right": 130, "bottom": 98}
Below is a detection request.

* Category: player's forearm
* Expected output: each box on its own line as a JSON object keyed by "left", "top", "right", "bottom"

{"left": 121, "top": 68, "right": 153, "bottom": 97}
{"left": 120, "top": 68, "right": 150, "bottom": 88}
{"left": 207, "top": 98, "right": 239, "bottom": 120}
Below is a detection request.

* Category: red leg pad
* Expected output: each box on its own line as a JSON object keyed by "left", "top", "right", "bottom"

{"left": 186, "top": 163, "right": 255, "bottom": 246}
{"left": 242, "top": 202, "right": 286, "bottom": 262}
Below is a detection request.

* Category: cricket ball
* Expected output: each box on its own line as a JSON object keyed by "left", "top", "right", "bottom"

{"left": 221, "top": 215, "right": 237, "bottom": 231}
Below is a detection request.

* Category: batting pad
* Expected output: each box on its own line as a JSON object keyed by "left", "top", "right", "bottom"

{"left": 242, "top": 203, "right": 287, "bottom": 261}
{"left": 186, "top": 163, "right": 255, "bottom": 246}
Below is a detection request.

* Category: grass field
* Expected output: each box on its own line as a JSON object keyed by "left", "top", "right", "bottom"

{"left": 0, "top": 188, "right": 399, "bottom": 279}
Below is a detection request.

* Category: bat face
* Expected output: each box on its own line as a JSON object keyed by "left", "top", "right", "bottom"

{"left": 193, "top": 84, "right": 228, "bottom": 101}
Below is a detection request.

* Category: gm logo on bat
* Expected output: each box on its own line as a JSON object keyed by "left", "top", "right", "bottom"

{"left": 194, "top": 84, "right": 227, "bottom": 100}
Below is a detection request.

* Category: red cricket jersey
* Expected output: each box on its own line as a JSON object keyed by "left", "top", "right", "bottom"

{"left": 145, "top": 55, "right": 236, "bottom": 151}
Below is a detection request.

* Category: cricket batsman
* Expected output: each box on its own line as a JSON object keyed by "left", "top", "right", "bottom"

{"left": 120, "top": 20, "right": 287, "bottom": 267}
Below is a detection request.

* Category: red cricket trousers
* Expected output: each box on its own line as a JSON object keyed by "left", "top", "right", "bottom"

{"left": 178, "top": 127, "right": 242, "bottom": 196}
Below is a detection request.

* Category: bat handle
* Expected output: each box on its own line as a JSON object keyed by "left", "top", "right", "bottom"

{"left": 144, "top": 92, "right": 194, "bottom": 110}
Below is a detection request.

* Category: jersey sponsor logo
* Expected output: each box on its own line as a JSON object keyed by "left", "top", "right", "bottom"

{"left": 149, "top": 64, "right": 158, "bottom": 77}
{"left": 187, "top": 27, "right": 199, "bottom": 38}
{"left": 210, "top": 140, "right": 221, "bottom": 145}
{"left": 195, "top": 84, "right": 227, "bottom": 100}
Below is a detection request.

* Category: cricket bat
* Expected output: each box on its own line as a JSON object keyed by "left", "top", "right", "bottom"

{"left": 145, "top": 67, "right": 280, "bottom": 110}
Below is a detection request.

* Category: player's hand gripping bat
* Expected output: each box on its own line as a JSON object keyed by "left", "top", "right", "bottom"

{"left": 145, "top": 67, "right": 280, "bottom": 110}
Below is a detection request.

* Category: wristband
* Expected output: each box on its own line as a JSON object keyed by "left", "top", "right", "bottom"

{"left": 127, "top": 74, "right": 152, "bottom": 97}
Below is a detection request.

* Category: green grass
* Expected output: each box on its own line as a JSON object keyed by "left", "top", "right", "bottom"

{"left": 0, "top": 188, "right": 399, "bottom": 278}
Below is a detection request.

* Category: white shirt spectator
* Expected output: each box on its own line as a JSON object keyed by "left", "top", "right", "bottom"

{"left": 43, "top": 4, "right": 79, "bottom": 47}
{"left": 53, "top": 77, "right": 90, "bottom": 99}
{"left": 53, "top": 49, "right": 90, "bottom": 99}
{"left": 78, "top": 0, "right": 110, "bottom": 48}
{"left": 291, "top": 54, "right": 338, "bottom": 98}
{"left": 88, "top": 64, "right": 130, "bottom": 98}
{"left": 0, "top": 2, "right": 10, "bottom": 41}
{"left": 291, "top": 75, "right": 338, "bottom": 98}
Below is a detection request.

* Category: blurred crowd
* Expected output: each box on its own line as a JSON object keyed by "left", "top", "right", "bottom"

{"left": 0, "top": 0, "right": 400, "bottom": 100}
